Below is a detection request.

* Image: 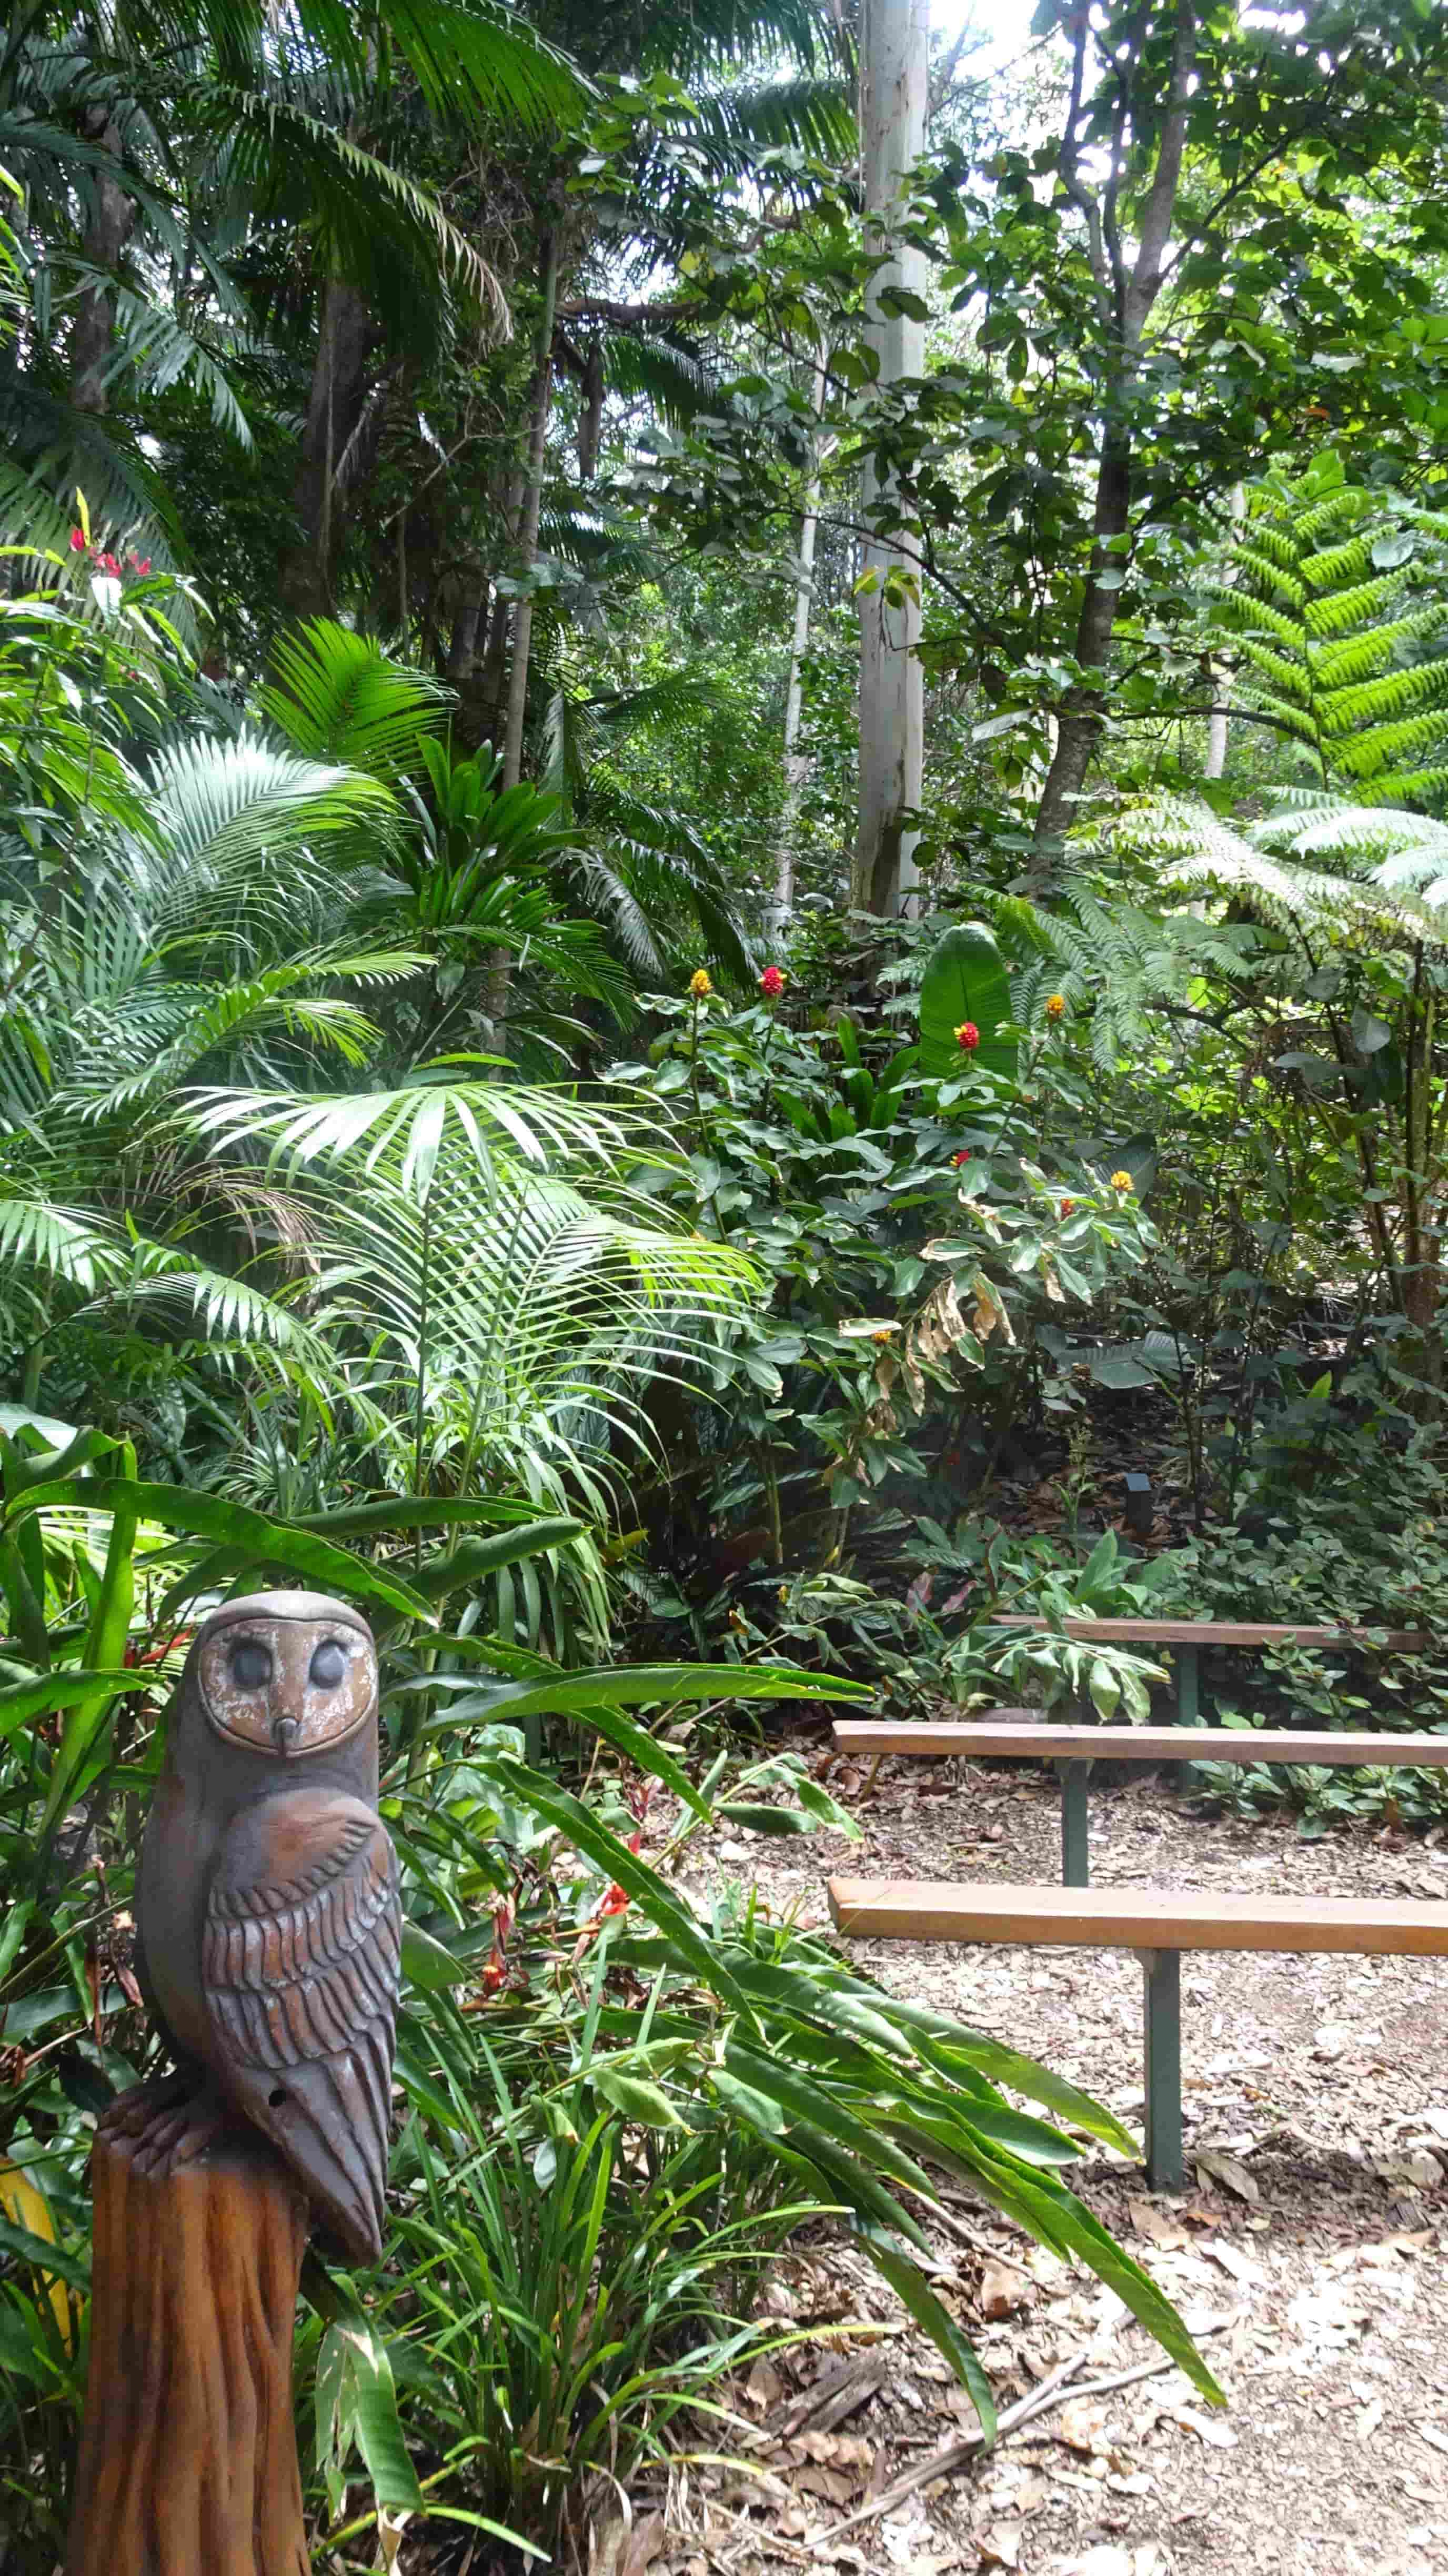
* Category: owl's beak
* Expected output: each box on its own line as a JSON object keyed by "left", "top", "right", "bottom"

{"left": 272, "top": 1713, "right": 301, "bottom": 1752}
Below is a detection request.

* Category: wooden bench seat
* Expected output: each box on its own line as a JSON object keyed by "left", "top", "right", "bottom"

{"left": 827, "top": 1877, "right": 1448, "bottom": 2186}
{"left": 988, "top": 1619, "right": 1427, "bottom": 1737}
{"left": 831, "top": 1716, "right": 1448, "bottom": 1888}
{"left": 988, "top": 1618, "right": 1427, "bottom": 1649}
{"left": 833, "top": 1720, "right": 1448, "bottom": 1766}
{"left": 827, "top": 1878, "right": 1448, "bottom": 1957}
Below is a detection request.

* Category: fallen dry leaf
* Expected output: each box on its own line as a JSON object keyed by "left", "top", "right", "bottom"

{"left": 620, "top": 2514, "right": 667, "bottom": 2576}
{"left": 977, "top": 2528, "right": 1020, "bottom": 2570}
{"left": 979, "top": 2260, "right": 1028, "bottom": 2319}
{"left": 1193, "top": 2150, "right": 1259, "bottom": 2205}
{"left": 1057, "top": 2397, "right": 1109, "bottom": 2456}
{"left": 1165, "top": 2404, "right": 1239, "bottom": 2451}
{"left": 1127, "top": 2197, "right": 1190, "bottom": 2249}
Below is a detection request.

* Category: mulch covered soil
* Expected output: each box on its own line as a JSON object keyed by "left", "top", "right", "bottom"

{"left": 643, "top": 1750, "right": 1448, "bottom": 2576}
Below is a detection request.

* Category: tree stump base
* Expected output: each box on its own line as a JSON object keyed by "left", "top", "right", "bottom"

{"left": 66, "top": 2079, "right": 313, "bottom": 2576}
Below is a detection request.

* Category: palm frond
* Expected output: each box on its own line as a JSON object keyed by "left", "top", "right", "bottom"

{"left": 263, "top": 621, "right": 450, "bottom": 779}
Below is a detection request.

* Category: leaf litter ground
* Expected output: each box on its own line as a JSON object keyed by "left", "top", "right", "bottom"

{"left": 647, "top": 1750, "right": 1448, "bottom": 2576}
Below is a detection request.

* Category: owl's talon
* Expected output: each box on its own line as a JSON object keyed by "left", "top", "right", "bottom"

{"left": 98, "top": 2074, "right": 194, "bottom": 2140}
{"left": 101, "top": 2076, "right": 230, "bottom": 2176}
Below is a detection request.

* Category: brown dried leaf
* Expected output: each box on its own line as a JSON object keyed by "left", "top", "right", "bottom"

{"left": 1057, "top": 2398, "right": 1109, "bottom": 2456}
{"left": 978, "top": 2260, "right": 1028, "bottom": 2320}
{"left": 1193, "top": 2150, "right": 1259, "bottom": 2204}
{"left": 977, "top": 2528, "right": 1021, "bottom": 2569}
{"left": 620, "top": 2514, "right": 667, "bottom": 2576}
{"left": 1126, "top": 2197, "right": 1191, "bottom": 2249}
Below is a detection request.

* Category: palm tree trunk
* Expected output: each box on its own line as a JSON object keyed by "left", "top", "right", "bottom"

{"left": 279, "top": 277, "right": 376, "bottom": 621}
{"left": 501, "top": 227, "right": 560, "bottom": 791}
{"left": 489, "top": 226, "right": 559, "bottom": 1051}
{"left": 71, "top": 115, "right": 137, "bottom": 412}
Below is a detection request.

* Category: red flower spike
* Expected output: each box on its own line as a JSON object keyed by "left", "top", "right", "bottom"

{"left": 951, "top": 1148, "right": 972, "bottom": 1168}
{"left": 98, "top": 551, "right": 120, "bottom": 577}
{"left": 69, "top": 528, "right": 86, "bottom": 552}
{"left": 954, "top": 1021, "right": 980, "bottom": 1052}
{"left": 760, "top": 964, "right": 786, "bottom": 999}
{"left": 601, "top": 1884, "right": 631, "bottom": 1917}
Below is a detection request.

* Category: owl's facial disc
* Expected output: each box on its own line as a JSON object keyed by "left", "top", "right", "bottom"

{"left": 197, "top": 1614, "right": 376, "bottom": 1757}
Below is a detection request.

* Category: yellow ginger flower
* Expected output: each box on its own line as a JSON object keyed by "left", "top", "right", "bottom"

{"left": 689, "top": 968, "right": 712, "bottom": 999}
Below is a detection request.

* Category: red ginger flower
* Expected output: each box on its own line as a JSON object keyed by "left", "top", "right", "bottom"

{"left": 954, "top": 1021, "right": 980, "bottom": 1052}
{"left": 69, "top": 527, "right": 86, "bottom": 552}
{"left": 600, "top": 1884, "right": 631, "bottom": 1918}
{"left": 760, "top": 965, "right": 785, "bottom": 998}
{"left": 98, "top": 551, "right": 121, "bottom": 577}
{"left": 951, "top": 1148, "right": 972, "bottom": 1167}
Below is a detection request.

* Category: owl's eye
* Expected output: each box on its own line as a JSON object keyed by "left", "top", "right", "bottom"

{"left": 310, "top": 1639, "right": 348, "bottom": 1689}
{"left": 230, "top": 1638, "right": 273, "bottom": 1689}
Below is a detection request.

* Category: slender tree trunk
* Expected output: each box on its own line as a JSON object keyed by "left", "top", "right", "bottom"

{"left": 1031, "top": 0, "right": 1196, "bottom": 881}
{"left": 448, "top": 592, "right": 486, "bottom": 682}
{"left": 1204, "top": 483, "right": 1246, "bottom": 781}
{"left": 71, "top": 116, "right": 137, "bottom": 412}
{"left": 279, "top": 277, "right": 376, "bottom": 622}
{"left": 488, "top": 226, "right": 560, "bottom": 1053}
{"left": 1031, "top": 420, "right": 1131, "bottom": 852}
{"left": 852, "top": 0, "right": 929, "bottom": 918}
{"left": 771, "top": 339, "right": 830, "bottom": 935}
{"left": 501, "top": 227, "right": 560, "bottom": 792}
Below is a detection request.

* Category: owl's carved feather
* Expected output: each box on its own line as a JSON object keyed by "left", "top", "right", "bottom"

{"left": 203, "top": 1789, "right": 400, "bottom": 2264}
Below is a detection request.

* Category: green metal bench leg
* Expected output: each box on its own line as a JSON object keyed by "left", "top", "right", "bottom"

{"left": 1142, "top": 1949, "right": 1183, "bottom": 2189}
{"left": 1058, "top": 1760, "right": 1089, "bottom": 1887}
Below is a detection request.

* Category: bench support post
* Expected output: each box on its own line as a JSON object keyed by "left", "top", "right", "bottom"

{"left": 1058, "top": 1761, "right": 1089, "bottom": 1887}
{"left": 1141, "top": 1948, "right": 1183, "bottom": 2189}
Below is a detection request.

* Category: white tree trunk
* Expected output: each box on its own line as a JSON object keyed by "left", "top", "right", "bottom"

{"left": 853, "top": 0, "right": 929, "bottom": 918}
{"left": 770, "top": 339, "right": 830, "bottom": 935}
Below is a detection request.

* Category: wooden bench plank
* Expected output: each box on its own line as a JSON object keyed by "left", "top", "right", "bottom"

{"left": 989, "top": 1617, "right": 1427, "bottom": 1649}
{"left": 827, "top": 1878, "right": 1448, "bottom": 1957}
{"left": 831, "top": 1720, "right": 1448, "bottom": 1767}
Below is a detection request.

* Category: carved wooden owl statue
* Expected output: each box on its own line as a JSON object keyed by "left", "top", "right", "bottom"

{"left": 136, "top": 1591, "right": 400, "bottom": 2265}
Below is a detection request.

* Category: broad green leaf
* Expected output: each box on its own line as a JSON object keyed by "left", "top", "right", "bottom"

{"left": 400, "top": 1923, "right": 475, "bottom": 1990}
{"left": 716, "top": 1802, "right": 812, "bottom": 1835}
{"left": 335, "top": 2320, "right": 425, "bottom": 2510}
{"left": 590, "top": 2066, "right": 681, "bottom": 2128}
{"left": 859, "top": 2229, "right": 996, "bottom": 2436}
{"left": 919, "top": 923, "right": 1017, "bottom": 1082}
{"left": 14, "top": 1478, "right": 431, "bottom": 1623}
{"left": 0, "top": 1668, "right": 136, "bottom": 1743}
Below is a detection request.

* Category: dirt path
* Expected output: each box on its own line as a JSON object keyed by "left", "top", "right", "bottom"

{"left": 659, "top": 1752, "right": 1448, "bottom": 2576}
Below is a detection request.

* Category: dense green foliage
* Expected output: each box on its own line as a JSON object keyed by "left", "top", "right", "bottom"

{"left": 7, "top": 0, "right": 1448, "bottom": 2563}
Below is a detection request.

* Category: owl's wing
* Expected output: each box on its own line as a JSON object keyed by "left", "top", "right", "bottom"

{"left": 203, "top": 1788, "right": 401, "bottom": 2264}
